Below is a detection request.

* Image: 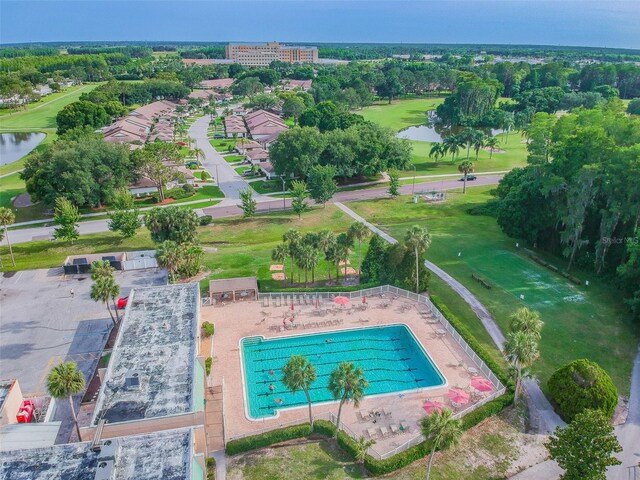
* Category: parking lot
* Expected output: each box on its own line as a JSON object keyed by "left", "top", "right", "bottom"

{"left": 0, "top": 267, "right": 166, "bottom": 395}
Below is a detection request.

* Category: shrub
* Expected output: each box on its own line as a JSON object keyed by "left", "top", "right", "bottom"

{"left": 312, "top": 419, "right": 336, "bottom": 437}
{"left": 205, "top": 357, "right": 212, "bottom": 376}
{"left": 337, "top": 430, "right": 360, "bottom": 459}
{"left": 548, "top": 359, "right": 618, "bottom": 422}
{"left": 206, "top": 456, "right": 216, "bottom": 480}
{"left": 364, "top": 439, "right": 431, "bottom": 476}
{"left": 199, "top": 215, "right": 213, "bottom": 226}
{"left": 202, "top": 321, "right": 215, "bottom": 337}
{"left": 225, "top": 423, "right": 312, "bottom": 455}
{"left": 460, "top": 391, "right": 514, "bottom": 430}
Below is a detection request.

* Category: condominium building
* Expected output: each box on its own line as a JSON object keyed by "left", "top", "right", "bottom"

{"left": 225, "top": 42, "right": 318, "bottom": 66}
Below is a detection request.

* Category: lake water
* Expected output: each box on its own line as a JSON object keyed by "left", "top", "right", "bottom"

{"left": 397, "top": 124, "right": 505, "bottom": 143}
{"left": 0, "top": 132, "right": 46, "bottom": 166}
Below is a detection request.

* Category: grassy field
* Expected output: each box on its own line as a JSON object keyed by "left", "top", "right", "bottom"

{"left": 360, "top": 97, "right": 528, "bottom": 175}
{"left": 252, "top": 179, "right": 287, "bottom": 195}
{"left": 210, "top": 138, "right": 236, "bottom": 153}
{"left": 0, "top": 83, "right": 101, "bottom": 130}
{"left": 348, "top": 188, "right": 638, "bottom": 393}
{"left": 198, "top": 205, "right": 369, "bottom": 292}
{"left": 0, "top": 172, "right": 47, "bottom": 222}
{"left": 360, "top": 97, "right": 446, "bottom": 131}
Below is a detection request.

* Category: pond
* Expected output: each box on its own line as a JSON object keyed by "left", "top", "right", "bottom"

{"left": 397, "top": 124, "right": 505, "bottom": 143}
{"left": 396, "top": 113, "right": 504, "bottom": 142}
{"left": 0, "top": 132, "right": 46, "bottom": 166}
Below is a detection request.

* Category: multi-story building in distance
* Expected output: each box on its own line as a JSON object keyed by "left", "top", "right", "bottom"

{"left": 225, "top": 42, "right": 318, "bottom": 66}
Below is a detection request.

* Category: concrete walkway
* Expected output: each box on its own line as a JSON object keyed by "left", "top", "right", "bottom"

{"left": 333, "top": 202, "right": 398, "bottom": 245}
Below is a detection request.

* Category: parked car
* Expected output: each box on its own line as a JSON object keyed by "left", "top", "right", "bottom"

{"left": 459, "top": 175, "right": 477, "bottom": 181}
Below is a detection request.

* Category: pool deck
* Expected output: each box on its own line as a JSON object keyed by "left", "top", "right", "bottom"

{"left": 205, "top": 294, "right": 496, "bottom": 456}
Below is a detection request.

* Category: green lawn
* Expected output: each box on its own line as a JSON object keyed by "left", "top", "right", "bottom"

{"left": 210, "top": 138, "right": 236, "bottom": 153}
{"left": 0, "top": 172, "right": 47, "bottom": 222}
{"left": 172, "top": 185, "right": 224, "bottom": 203}
{"left": 251, "top": 179, "right": 286, "bottom": 195}
{"left": 348, "top": 188, "right": 638, "bottom": 394}
{"left": 360, "top": 97, "right": 528, "bottom": 175}
{"left": 407, "top": 132, "right": 528, "bottom": 175}
{"left": 360, "top": 97, "right": 446, "bottom": 131}
{"left": 198, "top": 205, "right": 369, "bottom": 292}
{"left": 0, "top": 84, "right": 101, "bottom": 130}
{"left": 227, "top": 438, "right": 366, "bottom": 480}
{"left": 224, "top": 154, "right": 245, "bottom": 163}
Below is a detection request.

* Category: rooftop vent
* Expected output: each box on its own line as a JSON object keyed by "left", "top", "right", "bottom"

{"left": 98, "top": 439, "right": 118, "bottom": 461}
{"left": 94, "top": 460, "right": 115, "bottom": 480}
{"left": 124, "top": 370, "right": 141, "bottom": 391}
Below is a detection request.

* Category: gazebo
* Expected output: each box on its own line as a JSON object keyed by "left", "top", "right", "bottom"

{"left": 209, "top": 277, "right": 258, "bottom": 303}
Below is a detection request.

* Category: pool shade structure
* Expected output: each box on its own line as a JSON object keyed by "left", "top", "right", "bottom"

{"left": 333, "top": 296, "right": 350, "bottom": 306}
{"left": 209, "top": 276, "right": 258, "bottom": 304}
{"left": 471, "top": 377, "right": 493, "bottom": 393}
{"left": 448, "top": 388, "right": 470, "bottom": 405}
{"left": 422, "top": 400, "right": 444, "bottom": 415}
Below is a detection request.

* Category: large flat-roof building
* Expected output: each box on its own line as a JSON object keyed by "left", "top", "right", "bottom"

{"left": 80, "top": 283, "right": 206, "bottom": 443}
{"left": 1, "top": 428, "right": 205, "bottom": 480}
{"left": 225, "top": 42, "right": 318, "bottom": 66}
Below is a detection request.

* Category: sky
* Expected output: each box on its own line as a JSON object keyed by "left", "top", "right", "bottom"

{"left": 1, "top": 0, "right": 639, "bottom": 50}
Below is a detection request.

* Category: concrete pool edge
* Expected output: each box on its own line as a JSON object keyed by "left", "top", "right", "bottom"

{"left": 237, "top": 323, "right": 449, "bottom": 423}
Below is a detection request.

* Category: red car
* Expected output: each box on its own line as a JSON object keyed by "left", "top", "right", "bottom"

{"left": 117, "top": 297, "right": 128, "bottom": 309}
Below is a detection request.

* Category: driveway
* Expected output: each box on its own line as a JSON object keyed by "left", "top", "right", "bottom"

{"left": 189, "top": 115, "right": 269, "bottom": 205}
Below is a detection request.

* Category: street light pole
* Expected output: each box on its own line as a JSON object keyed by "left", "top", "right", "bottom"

{"left": 411, "top": 163, "right": 416, "bottom": 195}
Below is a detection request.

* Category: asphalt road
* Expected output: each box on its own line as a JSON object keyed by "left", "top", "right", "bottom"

{"left": 3, "top": 175, "right": 503, "bottom": 245}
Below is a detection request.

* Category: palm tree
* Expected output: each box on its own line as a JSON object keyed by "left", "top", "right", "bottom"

{"left": 404, "top": 225, "right": 431, "bottom": 293}
{"left": 443, "top": 135, "right": 460, "bottom": 164}
{"left": 46, "top": 361, "right": 86, "bottom": 441}
{"left": 193, "top": 147, "right": 205, "bottom": 164}
{"left": 354, "top": 436, "right": 376, "bottom": 464}
{"left": 283, "top": 229, "right": 302, "bottom": 285}
{"left": 420, "top": 409, "right": 463, "bottom": 480}
{"left": 457, "top": 160, "right": 475, "bottom": 194}
{"left": 504, "top": 330, "right": 539, "bottom": 403}
{"left": 156, "top": 240, "right": 182, "bottom": 282}
{"left": 509, "top": 307, "right": 543, "bottom": 340}
{"left": 282, "top": 356, "right": 317, "bottom": 427}
{"left": 336, "top": 233, "right": 353, "bottom": 277}
{"left": 328, "top": 362, "right": 368, "bottom": 435}
{"left": 429, "top": 143, "right": 445, "bottom": 165}
{"left": 90, "top": 260, "right": 114, "bottom": 281}
{"left": 473, "top": 132, "right": 488, "bottom": 160}
{"left": 0, "top": 207, "right": 16, "bottom": 267}
{"left": 271, "top": 243, "right": 288, "bottom": 282}
{"left": 347, "top": 222, "right": 370, "bottom": 274}
{"left": 461, "top": 127, "right": 477, "bottom": 160}
{"left": 90, "top": 276, "right": 120, "bottom": 326}
{"left": 317, "top": 230, "right": 337, "bottom": 282}
{"left": 297, "top": 244, "right": 319, "bottom": 287}
{"left": 485, "top": 136, "right": 499, "bottom": 159}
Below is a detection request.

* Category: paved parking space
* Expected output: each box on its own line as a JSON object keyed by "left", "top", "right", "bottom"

{"left": 0, "top": 268, "right": 167, "bottom": 395}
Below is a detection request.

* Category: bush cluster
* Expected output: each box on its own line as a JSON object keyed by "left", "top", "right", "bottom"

{"left": 225, "top": 424, "right": 312, "bottom": 455}
{"left": 205, "top": 357, "right": 212, "bottom": 376}
{"left": 199, "top": 215, "right": 213, "bottom": 226}
{"left": 202, "top": 321, "right": 215, "bottom": 337}
{"left": 547, "top": 359, "right": 618, "bottom": 422}
{"left": 312, "top": 420, "right": 336, "bottom": 437}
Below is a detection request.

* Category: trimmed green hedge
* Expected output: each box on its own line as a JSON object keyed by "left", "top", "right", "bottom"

{"left": 312, "top": 419, "right": 336, "bottom": 437}
{"left": 460, "top": 391, "right": 515, "bottom": 430}
{"left": 337, "top": 431, "right": 360, "bottom": 459}
{"left": 429, "top": 295, "right": 511, "bottom": 387}
{"left": 225, "top": 423, "right": 312, "bottom": 455}
{"left": 364, "top": 439, "right": 431, "bottom": 476}
{"left": 548, "top": 359, "right": 618, "bottom": 422}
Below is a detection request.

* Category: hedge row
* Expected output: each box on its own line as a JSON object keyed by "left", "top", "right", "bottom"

{"left": 471, "top": 273, "right": 492, "bottom": 289}
{"left": 225, "top": 423, "right": 312, "bottom": 455}
{"left": 262, "top": 282, "right": 381, "bottom": 293}
{"left": 337, "top": 431, "right": 360, "bottom": 459}
{"left": 429, "top": 295, "right": 511, "bottom": 387}
{"left": 524, "top": 250, "right": 581, "bottom": 285}
{"left": 312, "top": 419, "right": 336, "bottom": 437}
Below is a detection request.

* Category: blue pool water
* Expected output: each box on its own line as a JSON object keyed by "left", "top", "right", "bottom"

{"left": 241, "top": 324, "right": 446, "bottom": 419}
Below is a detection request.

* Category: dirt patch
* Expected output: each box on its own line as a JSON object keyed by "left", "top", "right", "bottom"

{"left": 271, "top": 273, "right": 286, "bottom": 281}
{"left": 483, "top": 147, "right": 505, "bottom": 154}
{"left": 269, "top": 264, "right": 284, "bottom": 271}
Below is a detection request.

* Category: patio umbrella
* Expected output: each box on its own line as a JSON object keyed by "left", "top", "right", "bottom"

{"left": 282, "top": 319, "right": 287, "bottom": 326}
{"left": 362, "top": 296, "right": 367, "bottom": 304}
{"left": 448, "top": 388, "right": 470, "bottom": 405}
{"left": 291, "top": 303, "right": 295, "bottom": 311}
{"left": 315, "top": 297, "right": 320, "bottom": 308}
{"left": 471, "top": 377, "right": 493, "bottom": 393}
{"left": 288, "top": 316, "right": 295, "bottom": 323}
{"left": 334, "top": 296, "right": 350, "bottom": 306}
{"left": 422, "top": 400, "right": 443, "bottom": 415}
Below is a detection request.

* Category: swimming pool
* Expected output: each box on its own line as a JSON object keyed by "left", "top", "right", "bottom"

{"left": 241, "top": 324, "right": 446, "bottom": 419}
